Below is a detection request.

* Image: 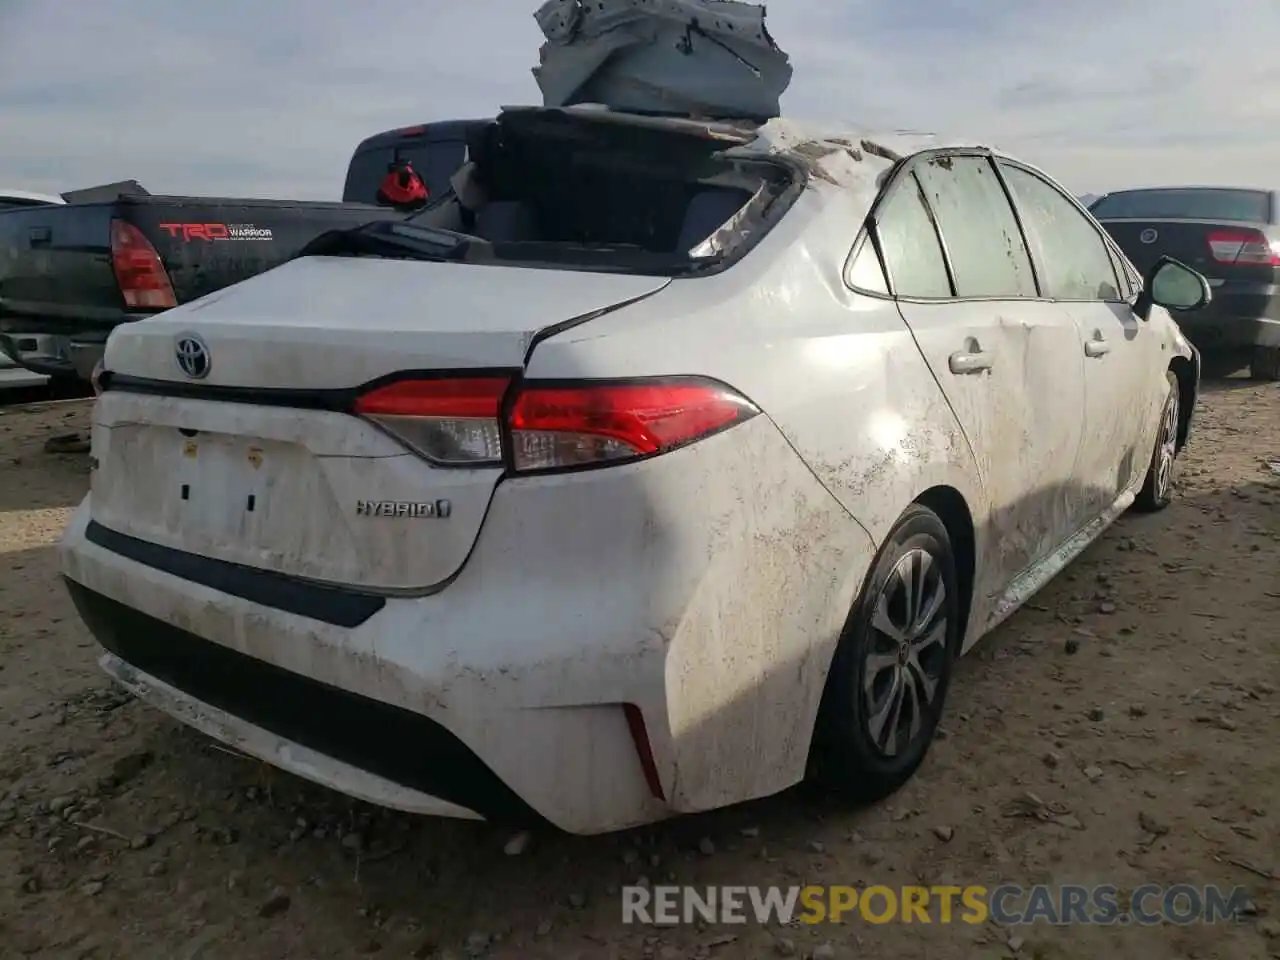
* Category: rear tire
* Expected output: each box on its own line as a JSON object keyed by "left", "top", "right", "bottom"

{"left": 809, "top": 504, "right": 960, "bottom": 803}
{"left": 1134, "top": 370, "right": 1180, "bottom": 513}
{"left": 1250, "top": 346, "right": 1280, "bottom": 381}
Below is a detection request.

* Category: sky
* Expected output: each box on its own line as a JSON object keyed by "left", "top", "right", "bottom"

{"left": 1, "top": 0, "right": 1277, "bottom": 201}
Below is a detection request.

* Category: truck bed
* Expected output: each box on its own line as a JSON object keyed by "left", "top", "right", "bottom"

{"left": 0, "top": 195, "right": 419, "bottom": 382}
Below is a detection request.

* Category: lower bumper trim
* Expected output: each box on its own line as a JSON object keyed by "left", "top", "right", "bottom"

{"left": 64, "top": 578, "right": 544, "bottom": 826}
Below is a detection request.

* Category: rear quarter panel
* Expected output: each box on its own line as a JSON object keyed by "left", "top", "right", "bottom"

{"left": 524, "top": 182, "right": 989, "bottom": 799}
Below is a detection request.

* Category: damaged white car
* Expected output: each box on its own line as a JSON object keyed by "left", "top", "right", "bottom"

{"left": 61, "top": 4, "right": 1207, "bottom": 835}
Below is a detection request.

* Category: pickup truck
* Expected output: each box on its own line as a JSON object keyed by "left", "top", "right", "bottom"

{"left": 0, "top": 120, "right": 477, "bottom": 381}
{"left": 0, "top": 189, "right": 64, "bottom": 387}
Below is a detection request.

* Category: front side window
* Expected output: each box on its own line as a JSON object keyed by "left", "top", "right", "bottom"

{"left": 999, "top": 162, "right": 1121, "bottom": 301}
{"left": 913, "top": 155, "right": 1037, "bottom": 298}
{"left": 870, "top": 172, "right": 951, "bottom": 298}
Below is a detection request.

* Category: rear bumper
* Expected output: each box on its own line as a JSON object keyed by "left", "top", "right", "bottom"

{"left": 59, "top": 415, "right": 873, "bottom": 834}
{"left": 0, "top": 332, "right": 78, "bottom": 378}
{"left": 1173, "top": 281, "right": 1280, "bottom": 349}
{"left": 69, "top": 582, "right": 529, "bottom": 823}
{"left": 0, "top": 310, "right": 144, "bottom": 380}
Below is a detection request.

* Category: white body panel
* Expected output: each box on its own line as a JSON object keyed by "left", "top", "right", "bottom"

{"left": 61, "top": 116, "right": 1198, "bottom": 833}
{"left": 104, "top": 256, "right": 671, "bottom": 386}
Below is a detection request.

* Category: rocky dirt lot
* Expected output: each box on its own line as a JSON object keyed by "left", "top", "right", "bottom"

{"left": 0, "top": 375, "right": 1278, "bottom": 960}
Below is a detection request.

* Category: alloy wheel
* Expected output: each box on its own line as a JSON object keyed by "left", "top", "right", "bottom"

{"left": 1155, "top": 386, "right": 1179, "bottom": 501}
{"left": 861, "top": 548, "right": 951, "bottom": 757}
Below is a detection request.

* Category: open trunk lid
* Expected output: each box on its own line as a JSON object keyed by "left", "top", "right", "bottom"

{"left": 532, "top": 0, "right": 792, "bottom": 120}
{"left": 92, "top": 257, "right": 669, "bottom": 594}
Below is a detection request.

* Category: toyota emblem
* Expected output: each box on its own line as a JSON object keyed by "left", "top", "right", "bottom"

{"left": 1139, "top": 228, "right": 1158, "bottom": 244}
{"left": 174, "top": 333, "right": 211, "bottom": 379}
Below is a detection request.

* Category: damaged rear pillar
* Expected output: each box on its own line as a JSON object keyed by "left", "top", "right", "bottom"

{"left": 532, "top": 0, "right": 792, "bottom": 121}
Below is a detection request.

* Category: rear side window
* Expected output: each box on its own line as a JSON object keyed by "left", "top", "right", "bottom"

{"left": 847, "top": 236, "right": 889, "bottom": 295}
{"left": 998, "top": 163, "right": 1121, "bottom": 301}
{"left": 914, "top": 155, "right": 1037, "bottom": 298}
{"left": 1089, "top": 188, "right": 1270, "bottom": 223}
{"left": 342, "top": 139, "right": 467, "bottom": 204}
{"left": 870, "top": 173, "right": 951, "bottom": 298}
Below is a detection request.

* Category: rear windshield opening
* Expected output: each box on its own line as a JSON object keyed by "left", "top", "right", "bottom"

{"left": 1090, "top": 188, "right": 1271, "bottom": 224}
{"left": 343, "top": 138, "right": 468, "bottom": 206}
{"left": 410, "top": 112, "right": 798, "bottom": 276}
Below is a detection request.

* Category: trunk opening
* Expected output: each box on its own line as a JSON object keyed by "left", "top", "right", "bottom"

{"left": 400, "top": 109, "right": 798, "bottom": 276}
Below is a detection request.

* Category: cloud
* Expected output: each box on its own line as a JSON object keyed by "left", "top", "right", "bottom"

{"left": 0, "top": 0, "right": 1276, "bottom": 199}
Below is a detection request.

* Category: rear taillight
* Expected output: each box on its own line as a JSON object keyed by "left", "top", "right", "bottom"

{"left": 1207, "top": 228, "right": 1280, "bottom": 266}
{"left": 110, "top": 220, "right": 177, "bottom": 309}
{"left": 353, "top": 377, "right": 509, "bottom": 466}
{"left": 352, "top": 376, "right": 758, "bottom": 471}
{"left": 507, "top": 380, "right": 757, "bottom": 472}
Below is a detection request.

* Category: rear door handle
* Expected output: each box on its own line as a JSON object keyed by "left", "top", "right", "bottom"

{"left": 948, "top": 350, "right": 993, "bottom": 375}
{"left": 1084, "top": 337, "right": 1111, "bottom": 358}
{"left": 27, "top": 227, "right": 51, "bottom": 247}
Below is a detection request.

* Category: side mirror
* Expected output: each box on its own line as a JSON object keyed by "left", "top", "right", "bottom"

{"left": 1133, "top": 256, "right": 1211, "bottom": 321}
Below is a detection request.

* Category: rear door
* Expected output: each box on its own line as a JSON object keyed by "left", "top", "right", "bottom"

{"left": 998, "top": 162, "right": 1164, "bottom": 520}
{"left": 882, "top": 152, "right": 1088, "bottom": 591}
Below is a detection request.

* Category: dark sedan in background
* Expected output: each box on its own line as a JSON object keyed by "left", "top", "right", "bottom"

{"left": 1090, "top": 186, "right": 1280, "bottom": 379}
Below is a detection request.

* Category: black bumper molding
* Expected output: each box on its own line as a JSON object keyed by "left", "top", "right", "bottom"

{"left": 64, "top": 579, "right": 543, "bottom": 826}
{"left": 85, "top": 520, "right": 385, "bottom": 629}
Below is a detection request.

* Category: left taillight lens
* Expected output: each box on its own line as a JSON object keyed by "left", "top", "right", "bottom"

{"left": 351, "top": 375, "right": 759, "bottom": 472}
{"left": 353, "top": 377, "right": 510, "bottom": 466}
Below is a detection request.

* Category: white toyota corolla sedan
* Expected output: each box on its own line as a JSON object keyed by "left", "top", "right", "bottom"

{"left": 60, "top": 105, "right": 1207, "bottom": 835}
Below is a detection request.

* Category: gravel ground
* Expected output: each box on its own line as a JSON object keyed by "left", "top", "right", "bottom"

{"left": 1, "top": 375, "right": 1278, "bottom": 960}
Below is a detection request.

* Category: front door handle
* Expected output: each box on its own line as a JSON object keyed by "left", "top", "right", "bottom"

{"left": 1084, "top": 337, "right": 1111, "bottom": 358}
{"left": 949, "top": 350, "right": 993, "bottom": 375}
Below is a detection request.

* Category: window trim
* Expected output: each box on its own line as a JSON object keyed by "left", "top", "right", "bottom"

{"left": 847, "top": 147, "right": 1050, "bottom": 304}
{"left": 847, "top": 231, "right": 890, "bottom": 297}
{"left": 845, "top": 155, "right": 958, "bottom": 302}
{"left": 992, "top": 158, "right": 1128, "bottom": 304}
{"left": 902, "top": 148, "right": 1042, "bottom": 302}
{"left": 844, "top": 146, "right": 1151, "bottom": 306}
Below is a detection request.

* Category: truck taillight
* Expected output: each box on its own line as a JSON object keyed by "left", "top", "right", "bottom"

{"left": 1207, "top": 228, "right": 1280, "bottom": 266}
{"left": 110, "top": 220, "right": 178, "bottom": 309}
{"left": 352, "top": 375, "right": 759, "bottom": 472}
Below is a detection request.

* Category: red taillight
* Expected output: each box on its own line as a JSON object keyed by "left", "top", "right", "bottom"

{"left": 353, "top": 377, "right": 510, "bottom": 465}
{"left": 110, "top": 220, "right": 177, "bottom": 309}
{"left": 351, "top": 375, "right": 758, "bottom": 471}
{"left": 507, "top": 379, "right": 758, "bottom": 472}
{"left": 1207, "top": 228, "right": 1280, "bottom": 266}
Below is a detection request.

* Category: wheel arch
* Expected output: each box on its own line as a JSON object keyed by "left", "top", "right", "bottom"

{"left": 1169, "top": 355, "right": 1196, "bottom": 453}
{"left": 914, "top": 486, "right": 976, "bottom": 649}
